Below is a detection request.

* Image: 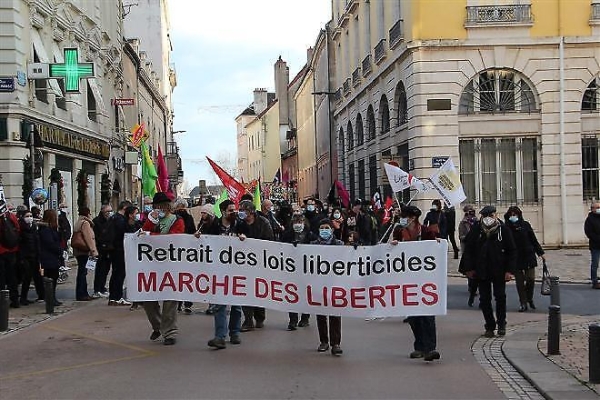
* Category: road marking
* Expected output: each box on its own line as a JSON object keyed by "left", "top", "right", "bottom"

{"left": 0, "top": 325, "right": 156, "bottom": 381}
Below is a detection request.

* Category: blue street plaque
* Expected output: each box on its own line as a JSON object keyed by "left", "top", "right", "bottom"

{"left": 0, "top": 77, "right": 15, "bottom": 92}
{"left": 432, "top": 156, "right": 449, "bottom": 168}
{"left": 16, "top": 71, "right": 26, "bottom": 86}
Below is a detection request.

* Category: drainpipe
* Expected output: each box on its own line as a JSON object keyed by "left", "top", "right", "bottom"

{"left": 559, "top": 36, "right": 567, "bottom": 244}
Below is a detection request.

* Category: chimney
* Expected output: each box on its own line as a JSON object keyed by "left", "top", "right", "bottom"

{"left": 274, "top": 56, "right": 289, "bottom": 126}
{"left": 253, "top": 88, "right": 268, "bottom": 115}
{"left": 307, "top": 47, "right": 314, "bottom": 63}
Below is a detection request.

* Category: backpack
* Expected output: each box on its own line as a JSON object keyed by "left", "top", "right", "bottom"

{"left": 0, "top": 216, "right": 19, "bottom": 248}
{"left": 96, "top": 216, "right": 116, "bottom": 252}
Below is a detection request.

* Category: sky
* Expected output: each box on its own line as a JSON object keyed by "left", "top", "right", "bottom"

{"left": 168, "top": 0, "right": 332, "bottom": 192}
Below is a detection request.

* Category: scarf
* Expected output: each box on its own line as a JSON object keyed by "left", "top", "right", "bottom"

{"left": 158, "top": 214, "right": 177, "bottom": 234}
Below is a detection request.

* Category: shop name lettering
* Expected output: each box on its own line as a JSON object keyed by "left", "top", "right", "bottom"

{"left": 37, "top": 124, "right": 110, "bottom": 158}
{"left": 137, "top": 244, "right": 437, "bottom": 276}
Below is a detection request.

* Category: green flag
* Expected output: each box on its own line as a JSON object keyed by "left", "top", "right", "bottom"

{"left": 253, "top": 183, "right": 261, "bottom": 212}
{"left": 213, "top": 190, "right": 228, "bottom": 218}
{"left": 140, "top": 140, "right": 157, "bottom": 197}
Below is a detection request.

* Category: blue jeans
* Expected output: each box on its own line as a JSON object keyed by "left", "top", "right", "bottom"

{"left": 214, "top": 304, "right": 242, "bottom": 339}
{"left": 75, "top": 255, "right": 90, "bottom": 300}
{"left": 591, "top": 249, "right": 600, "bottom": 285}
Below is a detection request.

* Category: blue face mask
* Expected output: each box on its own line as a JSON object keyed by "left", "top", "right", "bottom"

{"left": 157, "top": 211, "right": 166, "bottom": 219}
{"left": 144, "top": 205, "right": 153, "bottom": 213}
{"left": 319, "top": 228, "right": 333, "bottom": 240}
{"left": 306, "top": 205, "right": 315, "bottom": 212}
{"left": 238, "top": 211, "right": 248, "bottom": 220}
{"left": 509, "top": 216, "right": 519, "bottom": 223}
{"left": 398, "top": 217, "right": 409, "bottom": 227}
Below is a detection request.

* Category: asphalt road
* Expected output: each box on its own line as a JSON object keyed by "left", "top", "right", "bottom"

{"left": 1, "top": 277, "right": 593, "bottom": 400}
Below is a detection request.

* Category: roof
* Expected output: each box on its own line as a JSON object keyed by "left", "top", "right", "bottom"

{"left": 244, "top": 99, "right": 279, "bottom": 128}
{"left": 235, "top": 105, "right": 255, "bottom": 119}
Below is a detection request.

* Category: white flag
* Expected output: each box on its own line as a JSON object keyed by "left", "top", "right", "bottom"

{"left": 429, "top": 158, "right": 467, "bottom": 207}
{"left": 383, "top": 163, "right": 431, "bottom": 194}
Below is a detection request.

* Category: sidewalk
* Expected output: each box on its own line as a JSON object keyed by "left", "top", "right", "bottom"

{"left": 2, "top": 249, "right": 599, "bottom": 399}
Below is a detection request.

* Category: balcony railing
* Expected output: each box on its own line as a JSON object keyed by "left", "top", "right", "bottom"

{"left": 374, "top": 39, "right": 387, "bottom": 64}
{"left": 166, "top": 141, "right": 178, "bottom": 156}
{"left": 465, "top": 4, "right": 532, "bottom": 26}
{"left": 389, "top": 19, "right": 404, "bottom": 49}
{"left": 343, "top": 78, "right": 351, "bottom": 94}
{"left": 334, "top": 88, "right": 342, "bottom": 102}
{"left": 345, "top": 0, "right": 358, "bottom": 13}
{"left": 352, "top": 67, "right": 361, "bottom": 87}
{"left": 592, "top": 3, "right": 600, "bottom": 22}
{"left": 362, "top": 54, "right": 372, "bottom": 77}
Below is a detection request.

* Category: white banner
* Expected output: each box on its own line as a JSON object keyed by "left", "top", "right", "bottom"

{"left": 124, "top": 234, "right": 448, "bottom": 318}
{"left": 429, "top": 158, "right": 467, "bottom": 207}
{"left": 383, "top": 163, "right": 430, "bottom": 194}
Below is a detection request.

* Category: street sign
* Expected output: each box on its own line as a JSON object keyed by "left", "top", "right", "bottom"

{"left": 111, "top": 98, "right": 135, "bottom": 106}
{"left": 0, "top": 77, "right": 15, "bottom": 92}
{"left": 432, "top": 156, "right": 449, "bottom": 168}
{"left": 27, "top": 63, "right": 49, "bottom": 79}
{"left": 49, "top": 48, "right": 94, "bottom": 93}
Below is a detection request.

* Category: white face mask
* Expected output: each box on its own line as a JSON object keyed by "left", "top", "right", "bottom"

{"left": 24, "top": 216, "right": 34, "bottom": 225}
{"left": 482, "top": 216, "right": 496, "bottom": 227}
{"left": 333, "top": 212, "right": 341, "bottom": 220}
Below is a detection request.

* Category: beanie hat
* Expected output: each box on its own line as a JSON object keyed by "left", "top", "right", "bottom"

{"left": 199, "top": 204, "right": 215, "bottom": 217}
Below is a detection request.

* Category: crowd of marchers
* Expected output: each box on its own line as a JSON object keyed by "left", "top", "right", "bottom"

{"left": 6, "top": 193, "right": 600, "bottom": 359}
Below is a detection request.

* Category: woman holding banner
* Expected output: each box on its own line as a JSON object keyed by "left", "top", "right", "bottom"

{"left": 312, "top": 218, "right": 345, "bottom": 356}
{"left": 390, "top": 205, "right": 441, "bottom": 362}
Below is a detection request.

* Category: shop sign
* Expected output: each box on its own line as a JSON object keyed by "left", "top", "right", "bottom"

{"left": 34, "top": 122, "right": 110, "bottom": 160}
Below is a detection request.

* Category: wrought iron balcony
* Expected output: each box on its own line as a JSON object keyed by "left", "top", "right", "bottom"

{"left": 352, "top": 67, "right": 361, "bottom": 87}
{"left": 374, "top": 39, "right": 387, "bottom": 64}
{"left": 592, "top": 3, "right": 600, "bottom": 23}
{"left": 465, "top": 4, "right": 532, "bottom": 26}
{"left": 362, "top": 54, "right": 372, "bottom": 77}
{"left": 343, "top": 78, "right": 351, "bottom": 94}
{"left": 345, "top": 0, "right": 358, "bottom": 13}
{"left": 389, "top": 19, "right": 404, "bottom": 49}
{"left": 166, "top": 141, "right": 178, "bottom": 156}
{"left": 333, "top": 88, "right": 342, "bottom": 102}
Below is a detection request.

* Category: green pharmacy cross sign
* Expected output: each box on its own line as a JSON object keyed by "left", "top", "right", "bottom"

{"left": 49, "top": 48, "right": 94, "bottom": 93}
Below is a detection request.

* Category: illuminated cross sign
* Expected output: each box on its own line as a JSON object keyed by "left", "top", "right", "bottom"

{"left": 49, "top": 48, "right": 94, "bottom": 93}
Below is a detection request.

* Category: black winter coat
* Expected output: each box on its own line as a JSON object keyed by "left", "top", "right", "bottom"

{"left": 176, "top": 209, "right": 197, "bottom": 234}
{"left": 585, "top": 212, "right": 600, "bottom": 250}
{"left": 19, "top": 220, "right": 39, "bottom": 260}
{"left": 459, "top": 222, "right": 517, "bottom": 281}
{"left": 38, "top": 224, "right": 62, "bottom": 270}
{"left": 505, "top": 219, "right": 544, "bottom": 270}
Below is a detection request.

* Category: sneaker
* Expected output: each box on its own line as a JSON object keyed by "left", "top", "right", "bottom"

{"left": 91, "top": 292, "right": 102, "bottom": 299}
{"left": 518, "top": 304, "right": 527, "bottom": 312}
{"left": 331, "top": 345, "right": 343, "bottom": 356}
{"left": 163, "top": 337, "right": 176, "bottom": 346}
{"left": 497, "top": 325, "right": 506, "bottom": 336}
{"left": 183, "top": 306, "right": 192, "bottom": 315}
{"left": 208, "top": 337, "right": 226, "bottom": 349}
{"left": 108, "top": 300, "right": 117, "bottom": 306}
{"left": 287, "top": 324, "right": 297, "bottom": 331}
{"left": 230, "top": 335, "right": 241, "bottom": 345}
{"left": 297, "top": 319, "right": 309, "bottom": 328}
{"left": 424, "top": 350, "right": 441, "bottom": 361}
{"left": 94, "top": 291, "right": 109, "bottom": 298}
{"left": 150, "top": 330, "right": 161, "bottom": 341}
{"left": 483, "top": 330, "right": 495, "bottom": 338}
{"left": 115, "top": 298, "right": 132, "bottom": 306}
{"left": 56, "top": 277, "right": 67, "bottom": 284}
{"left": 410, "top": 350, "right": 424, "bottom": 359}
{"left": 317, "top": 342, "right": 329, "bottom": 352}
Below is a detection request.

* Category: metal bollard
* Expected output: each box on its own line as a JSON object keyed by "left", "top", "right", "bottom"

{"left": 590, "top": 324, "right": 600, "bottom": 383}
{"left": 0, "top": 290, "right": 9, "bottom": 331}
{"left": 44, "top": 277, "right": 54, "bottom": 314}
{"left": 547, "top": 305, "right": 561, "bottom": 355}
{"left": 549, "top": 276, "right": 560, "bottom": 306}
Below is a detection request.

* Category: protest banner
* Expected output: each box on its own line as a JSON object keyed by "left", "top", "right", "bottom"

{"left": 124, "top": 234, "right": 448, "bottom": 318}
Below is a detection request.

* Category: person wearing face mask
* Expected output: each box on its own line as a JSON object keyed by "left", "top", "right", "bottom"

{"left": 72, "top": 207, "right": 98, "bottom": 301}
{"left": 124, "top": 206, "right": 142, "bottom": 233}
{"left": 141, "top": 192, "right": 185, "bottom": 346}
{"left": 585, "top": 202, "right": 600, "bottom": 289}
{"left": 504, "top": 206, "right": 545, "bottom": 312}
{"left": 107, "top": 200, "right": 133, "bottom": 306}
{"left": 460, "top": 205, "right": 516, "bottom": 338}
{"left": 18, "top": 210, "right": 43, "bottom": 304}
{"left": 139, "top": 196, "right": 153, "bottom": 223}
{"left": 349, "top": 199, "right": 373, "bottom": 246}
{"left": 237, "top": 199, "right": 274, "bottom": 331}
{"left": 173, "top": 197, "right": 196, "bottom": 235}
{"left": 458, "top": 205, "right": 479, "bottom": 307}
{"left": 390, "top": 205, "right": 441, "bottom": 362}
{"left": 261, "top": 199, "right": 285, "bottom": 241}
{"left": 311, "top": 219, "right": 345, "bottom": 356}
{"left": 92, "top": 204, "right": 113, "bottom": 299}
{"left": 303, "top": 197, "right": 322, "bottom": 235}
{"left": 422, "top": 199, "right": 447, "bottom": 240}
{"left": 57, "top": 203, "right": 71, "bottom": 254}
{"left": 281, "top": 213, "right": 313, "bottom": 330}
{"left": 330, "top": 207, "right": 348, "bottom": 242}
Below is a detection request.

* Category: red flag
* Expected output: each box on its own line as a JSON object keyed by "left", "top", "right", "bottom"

{"left": 207, "top": 157, "right": 247, "bottom": 205}
{"left": 334, "top": 180, "right": 350, "bottom": 208}
{"left": 156, "top": 145, "right": 169, "bottom": 194}
{"left": 382, "top": 196, "right": 394, "bottom": 225}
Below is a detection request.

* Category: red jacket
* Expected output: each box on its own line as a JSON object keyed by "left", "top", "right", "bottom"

{"left": 0, "top": 213, "right": 20, "bottom": 254}
{"left": 142, "top": 216, "right": 185, "bottom": 235}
